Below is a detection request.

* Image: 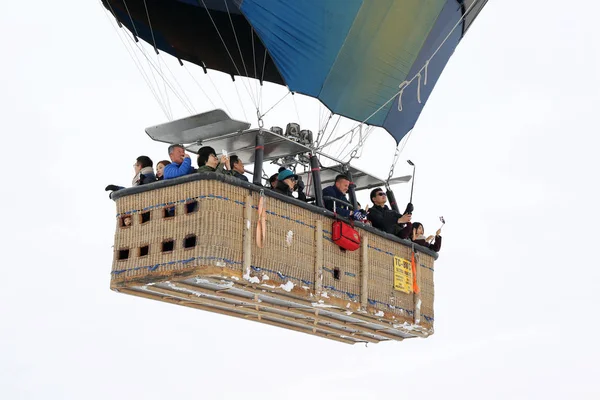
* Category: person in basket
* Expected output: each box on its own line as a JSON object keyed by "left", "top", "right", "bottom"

{"left": 367, "top": 187, "right": 412, "bottom": 239}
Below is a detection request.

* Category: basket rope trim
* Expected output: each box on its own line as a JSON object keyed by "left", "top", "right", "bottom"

{"left": 116, "top": 194, "right": 245, "bottom": 217}
{"left": 116, "top": 194, "right": 436, "bottom": 270}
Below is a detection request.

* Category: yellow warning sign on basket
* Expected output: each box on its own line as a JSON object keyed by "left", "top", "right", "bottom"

{"left": 393, "top": 256, "right": 413, "bottom": 294}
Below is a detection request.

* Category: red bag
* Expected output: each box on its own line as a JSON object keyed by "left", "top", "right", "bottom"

{"left": 332, "top": 220, "right": 361, "bottom": 251}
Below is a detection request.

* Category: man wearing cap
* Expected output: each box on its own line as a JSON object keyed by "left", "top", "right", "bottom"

{"left": 367, "top": 187, "right": 412, "bottom": 239}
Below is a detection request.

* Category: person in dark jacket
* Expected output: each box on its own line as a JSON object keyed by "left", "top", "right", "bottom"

{"left": 411, "top": 222, "right": 442, "bottom": 252}
{"left": 267, "top": 173, "right": 278, "bottom": 188}
{"left": 229, "top": 154, "right": 248, "bottom": 181}
{"left": 274, "top": 169, "right": 297, "bottom": 196}
{"left": 322, "top": 174, "right": 354, "bottom": 218}
{"left": 293, "top": 175, "right": 308, "bottom": 201}
{"left": 367, "top": 187, "right": 412, "bottom": 239}
{"left": 270, "top": 168, "right": 307, "bottom": 200}
{"left": 164, "top": 144, "right": 194, "bottom": 179}
{"left": 132, "top": 155, "right": 156, "bottom": 186}
{"left": 196, "top": 146, "right": 230, "bottom": 174}
{"left": 104, "top": 156, "right": 156, "bottom": 197}
{"left": 155, "top": 160, "right": 171, "bottom": 181}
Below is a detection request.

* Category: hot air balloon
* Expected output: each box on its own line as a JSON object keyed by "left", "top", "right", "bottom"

{"left": 104, "top": 0, "right": 487, "bottom": 344}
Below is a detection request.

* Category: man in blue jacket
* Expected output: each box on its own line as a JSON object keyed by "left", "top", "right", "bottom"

{"left": 322, "top": 174, "right": 362, "bottom": 219}
{"left": 163, "top": 144, "right": 194, "bottom": 179}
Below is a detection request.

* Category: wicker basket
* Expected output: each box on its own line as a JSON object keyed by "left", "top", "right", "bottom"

{"left": 111, "top": 174, "right": 437, "bottom": 345}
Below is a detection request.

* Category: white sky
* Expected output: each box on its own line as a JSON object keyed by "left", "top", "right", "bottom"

{"left": 1, "top": 1, "right": 599, "bottom": 399}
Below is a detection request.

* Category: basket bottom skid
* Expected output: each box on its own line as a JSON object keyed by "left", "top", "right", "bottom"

{"left": 112, "top": 267, "right": 432, "bottom": 345}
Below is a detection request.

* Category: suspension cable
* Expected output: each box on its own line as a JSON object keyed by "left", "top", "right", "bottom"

{"left": 204, "top": 64, "right": 233, "bottom": 115}
{"left": 261, "top": 47, "right": 268, "bottom": 84}
{"left": 101, "top": 4, "right": 170, "bottom": 119}
{"left": 224, "top": 0, "right": 250, "bottom": 79}
{"left": 254, "top": 49, "right": 267, "bottom": 117}
{"left": 141, "top": 0, "right": 158, "bottom": 54}
{"left": 183, "top": 63, "right": 217, "bottom": 109}
{"left": 199, "top": 0, "right": 258, "bottom": 109}
{"left": 223, "top": 0, "right": 258, "bottom": 107}
{"left": 251, "top": 27, "right": 260, "bottom": 108}
{"left": 259, "top": 91, "right": 291, "bottom": 120}
{"left": 334, "top": 131, "right": 357, "bottom": 160}
{"left": 396, "top": 128, "right": 414, "bottom": 157}
{"left": 319, "top": 115, "right": 341, "bottom": 149}
{"left": 336, "top": 124, "right": 363, "bottom": 160}
{"left": 316, "top": 111, "right": 334, "bottom": 148}
{"left": 141, "top": 0, "right": 172, "bottom": 118}
{"left": 121, "top": 0, "right": 171, "bottom": 118}
{"left": 292, "top": 92, "right": 302, "bottom": 127}
{"left": 117, "top": 1, "right": 198, "bottom": 117}
{"left": 233, "top": 80, "right": 249, "bottom": 122}
{"left": 341, "top": 125, "right": 374, "bottom": 163}
{"left": 159, "top": 58, "right": 196, "bottom": 114}
{"left": 133, "top": 45, "right": 195, "bottom": 116}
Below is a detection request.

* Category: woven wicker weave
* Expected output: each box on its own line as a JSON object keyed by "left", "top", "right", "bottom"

{"left": 111, "top": 177, "right": 436, "bottom": 344}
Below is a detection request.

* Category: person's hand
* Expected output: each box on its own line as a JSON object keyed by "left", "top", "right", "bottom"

{"left": 353, "top": 211, "right": 364, "bottom": 220}
{"left": 436, "top": 228, "right": 442, "bottom": 236}
{"left": 398, "top": 214, "right": 411, "bottom": 224}
{"left": 296, "top": 177, "right": 305, "bottom": 191}
{"left": 105, "top": 184, "right": 120, "bottom": 192}
{"left": 426, "top": 235, "right": 435, "bottom": 242}
{"left": 184, "top": 153, "right": 190, "bottom": 159}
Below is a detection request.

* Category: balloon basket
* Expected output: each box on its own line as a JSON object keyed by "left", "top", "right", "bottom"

{"left": 110, "top": 174, "right": 437, "bottom": 344}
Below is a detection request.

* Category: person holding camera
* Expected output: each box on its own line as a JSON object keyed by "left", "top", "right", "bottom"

{"left": 274, "top": 168, "right": 307, "bottom": 201}
{"left": 367, "top": 187, "right": 412, "bottom": 239}
{"left": 411, "top": 222, "right": 442, "bottom": 252}
{"left": 196, "top": 146, "right": 230, "bottom": 174}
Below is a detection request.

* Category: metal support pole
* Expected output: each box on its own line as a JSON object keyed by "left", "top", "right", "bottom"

{"left": 252, "top": 131, "right": 264, "bottom": 186}
{"left": 405, "top": 160, "right": 415, "bottom": 215}
{"left": 346, "top": 170, "right": 359, "bottom": 212}
{"left": 242, "top": 195, "right": 253, "bottom": 279}
{"left": 309, "top": 154, "right": 324, "bottom": 207}
{"left": 314, "top": 220, "right": 323, "bottom": 298}
{"left": 360, "top": 235, "right": 369, "bottom": 310}
{"left": 386, "top": 187, "right": 400, "bottom": 213}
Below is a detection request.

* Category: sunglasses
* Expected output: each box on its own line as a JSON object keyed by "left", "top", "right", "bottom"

{"left": 376, "top": 192, "right": 387, "bottom": 197}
